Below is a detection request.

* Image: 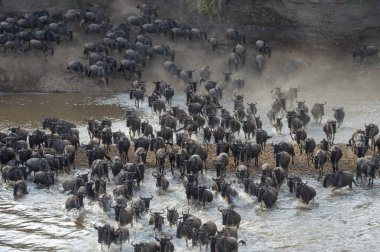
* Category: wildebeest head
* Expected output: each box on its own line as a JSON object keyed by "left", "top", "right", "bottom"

{"left": 140, "top": 195, "right": 153, "bottom": 210}
{"left": 296, "top": 100, "right": 305, "bottom": 109}
{"left": 150, "top": 209, "right": 165, "bottom": 230}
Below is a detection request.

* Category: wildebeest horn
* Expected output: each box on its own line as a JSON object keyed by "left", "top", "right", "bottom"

{"left": 150, "top": 195, "right": 153, "bottom": 200}
{"left": 131, "top": 241, "right": 135, "bottom": 247}
{"left": 218, "top": 206, "right": 223, "bottom": 212}
{"left": 159, "top": 209, "right": 165, "bottom": 214}
{"left": 152, "top": 172, "right": 157, "bottom": 177}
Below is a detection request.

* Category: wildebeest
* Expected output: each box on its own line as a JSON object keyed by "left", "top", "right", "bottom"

{"left": 311, "top": 102, "right": 326, "bottom": 124}
{"left": 286, "top": 111, "right": 303, "bottom": 139}
{"left": 167, "top": 207, "right": 179, "bottom": 227}
{"left": 323, "top": 171, "right": 358, "bottom": 190}
{"left": 255, "top": 54, "right": 266, "bottom": 75}
{"left": 240, "top": 142, "right": 261, "bottom": 166}
{"left": 294, "top": 181, "right": 316, "bottom": 205}
{"left": 152, "top": 171, "right": 169, "bottom": 191}
{"left": 365, "top": 123, "right": 379, "bottom": 150}
{"left": 356, "top": 156, "right": 379, "bottom": 186}
{"left": 256, "top": 40, "right": 271, "bottom": 57}
{"left": 149, "top": 209, "right": 165, "bottom": 231}
{"left": 126, "top": 113, "right": 141, "bottom": 138}
{"left": 226, "top": 28, "right": 245, "bottom": 44}
{"left": 332, "top": 107, "right": 345, "bottom": 128}
{"left": 0, "top": 146, "right": 16, "bottom": 165}
{"left": 323, "top": 120, "right": 337, "bottom": 144}
{"left": 275, "top": 151, "right": 291, "bottom": 172}
{"left": 302, "top": 138, "right": 315, "bottom": 166}
{"left": 329, "top": 145, "right": 342, "bottom": 172}
{"left": 65, "top": 192, "right": 84, "bottom": 210}
{"left": 25, "top": 39, "right": 54, "bottom": 56}
{"left": 257, "top": 185, "right": 278, "bottom": 208}
{"left": 286, "top": 175, "right": 302, "bottom": 193}
{"left": 67, "top": 61, "right": 86, "bottom": 76}
{"left": 294, "top": 128, "right": 307, "bottom": 154}
{"left": 119, "top": 59, "right": 142, "bottom": 79}
{"left": 13, "top": 180, "right": 28, "bottom": 197}
{"left": 27, "top": 129, "right": 45, "bottom": 149}
{"left": 314, "top": 149, "right": 328, "bottom": 181}
{"left": 85, "top": 145, "right": 110, "bottom": 166}
{"left": 296, "top": 100, "right": 309, "bottom": 113}
{"left": 130, "top": 88, "right": 145, "bottom": 108}
{"left": 218, "top": 206, "right": 241, "bottom": 228}
{"left": 273, "top": 141, "right": 295, "bottom": 165}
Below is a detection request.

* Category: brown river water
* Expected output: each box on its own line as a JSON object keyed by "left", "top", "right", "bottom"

{"left": 1, "top": 92, "right": 380, "bottom": 251}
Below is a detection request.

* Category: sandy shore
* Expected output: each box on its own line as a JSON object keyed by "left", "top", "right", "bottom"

{"left": 74, "top": 143, "right": 360, "bottom": 178}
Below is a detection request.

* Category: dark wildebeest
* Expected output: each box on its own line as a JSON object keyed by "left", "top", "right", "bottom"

{"left": 65, "top": 192, "right": 85, "bottom": 210}
{"left": 130, "top": 89, "right": 145, "bottom": 108}
{"left": 311, "top": 102, "right": 326, "bottom": 124}
{"left": 13, "top": 180, "right": 28, "bottom": 197}
{"left": 365, "top": 123, "right": 379, "bottom": 151}
{"left": 314, "top": 149, "right": 328, "bottom": 181}
{"left": 323, "top": 120, "right": 337, "bottom": 144}
{"left": 329, "top": 145, "right": 342, "bottom": 172}
{"left": 303, "top": 138, "right": 316, "bottom": 166}
{"left": 332, "top": 107, "right": 345, "bottom": 128}
{"left": 275, "top": 151, "right": 291, "bottom": 172}
{"left": 119, "top": 59, "right": 142, "bottom": 79}
{"left": 149, "top": 209, "right": 165, "bottom": 231}
{"left": 226, "top": 28, "right": 245, "bottom": 44}
{"left": 255, "top": 54, "right": 266, "bottom": 75}
{"left": 167, "top": 207, "right": 179, "bottom": 227}
{"left": 296, "top": 100, "right": 309, "bottom": 113}
{"left": 287, "top": 175, "right": 302, "bottom": 193}
{"left": 323, "top": 171, "right": 358, "bottom": 190}
{"left": 286, "top": 111, "right": 303, "bottom": 139}
{"left": 257, "top": 185, "right": 278, "bottom": 208}
{"left": 256, "top": 40, "right": 272, "bottom": 57}
{"left": 294, "top": 181, "right": 316, "bottom": 205}
{"left": 273, "top": 116, "right": 283, "bottom": 134}
{"left": 273, "top": 142, "right": 295, "bottom": 165}
{"left": 126, "top": 114, "right": 141, "bottom": 138}
{"left": 294, "top": 128, "right": 307, "bottom": 154}
{"left": 67, "top": 61, "right": 86, "bottom": 76}
{"left": 208, "top": 37, "right": 218, "bottom": 50}
{"left": 356, "top": 156, "right": 379, "bottom": 186}
{"left": 218, "top": 206, "right": 241, "bottom": 228}
{"left": 152, "top": 171, "right": 169, "bottom": 191}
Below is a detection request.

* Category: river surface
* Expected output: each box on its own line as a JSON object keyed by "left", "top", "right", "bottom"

{"left": 1, "top": 90, "right": 380, "bottom": 251}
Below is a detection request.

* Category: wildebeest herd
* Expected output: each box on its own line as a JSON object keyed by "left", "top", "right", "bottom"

{"left": 1, "top": 3, "right": 380, "bottom": 252}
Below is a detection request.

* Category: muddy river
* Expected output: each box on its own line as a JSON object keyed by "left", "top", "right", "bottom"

{"left": 1, "top": 90, "right": 380, "bottom": 251}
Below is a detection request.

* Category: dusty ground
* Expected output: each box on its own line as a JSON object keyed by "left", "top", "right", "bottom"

{"left": 73, "top": 143, "right": 359, "bottom": 179}
{"left": 0, "top": 0, "right": 379, "bottom": 93}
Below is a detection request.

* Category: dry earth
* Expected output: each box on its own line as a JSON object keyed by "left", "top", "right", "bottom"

{"left": 73, "top": 143, "right": 360, "bottom": 179}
